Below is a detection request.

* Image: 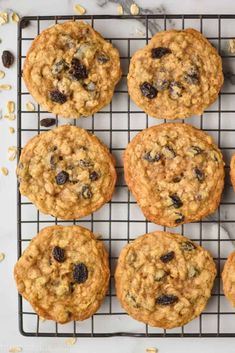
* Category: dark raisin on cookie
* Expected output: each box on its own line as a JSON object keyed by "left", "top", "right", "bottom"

{"left": 194, "top": 167, "right": 204, "bottom": 182}
{"left": 156, "top": 294, "right": 178, "bottom": 305}
{"left": 81, "top": 185, "right": 93, "bottom": 199}
{"left": 181, "top": 241, "right": 196, "bottom": 251}
{"left": 169, "top": 81, "right": 183, "bottom": 99}
{"left": 40, "top": 118, "right": 56, "bottom": 127}
{"left": 79, "top": 159, "right": 93, "bottom": 168}
{"left": 143, "top": 151, "right": 161, "bottom": 163}
{"left": 55, "top": 171, "right": 69, "bottom": 185}
{"left": 184, "top": 66, "right": 200, "bottom": 85}
{"left": 73, "top": 263, "right": 88, "bottom": 283}
{"left": 97, "top": 52, "right": 110, "bottom": 64}
{"left": 49, "top": 90, "right": 67, "bottom": 104}
{"left": 175, "top": 213, "right": 185, "bottom": 224}
{"left": 52, "top": 246, "right": 65, "bottom": 263}
{"left": 173, "top": 175, "right": 183, "bottom": 183}
{"left": 151, "top": 47, "right": 172, "bottom": 59}
{"left": 69, "top": 58, "right": 88, "bottom": 80}
{"left": 2, "top": 50, "right": 14, "bottom": 68}
{"left": 170, "top": 194, "right": 183, "bottom": 208}
{"left": 160, "top": 251, "right": 175, "bottom": 263}
{"left": 140, "top": 82, "right": 157, "bottom": 99}
{"left": 89, "top": 171, "right": 99, "bottom": 181}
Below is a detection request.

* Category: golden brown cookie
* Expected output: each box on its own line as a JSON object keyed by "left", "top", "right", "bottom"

{"left": 222, "top": 251, "right": 235, "bottom": 307}
{"left": 14, "top": 225, "right": 110, "bottom": 324}
{"left": 123, "top": 123, "right": 224, "bottom": 227}
{"left": 23, "top": 21, "right": 121, "bottom": 118}
{"left": 230, "top": 154, "right": 235, "bottom": 192}
{"left": 128, "top": 28, "right": 223, "bottom": 119}
{"left": 115, "top": 231, "right": 216, "bottom": 329}
{"left": 17, "top": 125, "right": 116, "bottom": 219}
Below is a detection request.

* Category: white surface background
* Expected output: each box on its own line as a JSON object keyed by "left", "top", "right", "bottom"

{"left": 1, "top": 0, "right": 235, "bottom": 352}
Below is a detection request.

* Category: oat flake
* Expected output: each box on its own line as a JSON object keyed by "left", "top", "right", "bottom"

{"left": 136, "top": 28, "right": 145, "bottom": 37}
{"left": 65, "top": 337, "right": 77, "bottom": 346}
{"left": 74, "top": 4, "right": 86, "bottom": 15}
{"left": 228, "top": 39, "right": 235, "bottom": 54}
{"left": 9, "top": 127, "right": 15, "bottom": 134}
{"left": 9, "top": 347, "right": 22, "bottom": 353}
{"left": 0, "top": 252, "right": 5, "bottom": 262}
{"left": 130, "top": 3, "right": 140, "bottom": 15}
{"left": 0, "top": 84, "right": 12, "bottom": 90}
{"left": 4, "top": 113, "right": 16, "bottom": 121}
{"left": 11, "top": 12, "right": 20, "bottom": 23}
{"left": 26, "top": 101, "right": 35, "bottom": 111}
{"left": 0, "top": 70, "right": 5, "bottom": 79}
{"left": 146, "top": 348, "right": 158, "bottom": 353}
{"left": 0, "top": 12, "right": 8, "bottom": 25}
{"left": 7, "top": 101, "right": 15, "bottom": 113}
{"left": 117, "top": 4, "right": 124, "bottom": 15}
{"left": 1, "top": 167, "right": 9, "bottom": 176}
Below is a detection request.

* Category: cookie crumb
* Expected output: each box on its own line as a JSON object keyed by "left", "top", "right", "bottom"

{"left": 130, "top": 3, "right": 140, "bottom": 15}
{"left": 228, "top": 39, "right": 235, "bottom": 54}
{"left": 7, "top": 101, "right": 15, "bottom": 113}
{"left": 74, "top": 4, "right": 86, "bottom": 15}
{"left": 9, "top": 347, "right": 22, "bottom": 353}
{"left": 117, "top": 4, "right": 124, "bottom": 15}
{"left": 26, "top": 101, "right": 35, "bottom": 111}
{"left": 0, "top": 12, "right": 8, "bottom": 25}
{"left": 136, "top": 28, "right": 145, "bottom": 37}
{"left": 1, "top": 167, "right": 9, "bottom": 176}
{"left": 0, "top": 70, "right": 5, "bottom": 79}
{"left": 4, "top": 113, "right": 16, "bottom": 121}
{"left": 0, "top": 252, "right": 5, "bottom": 262}
{"left": 9, "top": 127, "right": 15, "bottom": 134}
{"left": 11, "top": 12, "right": 20, "bottom": 23}
{"left": 8, "top": 146, "right": 17, "bottom": 161}
{"left": 0, "top": 84, "right": 12, "bottom": 90}
{"left": 65, "top": 337, "right": 77, "bottom": 346}
{"left": 146, "top": 348, "right": 158, "bottom": 353}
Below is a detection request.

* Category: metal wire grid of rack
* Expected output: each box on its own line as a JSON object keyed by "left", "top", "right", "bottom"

{"left": 17, "top": 14, "right": 235, "bottom": 337}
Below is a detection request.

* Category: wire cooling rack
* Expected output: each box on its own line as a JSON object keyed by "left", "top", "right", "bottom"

{"left": 17, "top": 14, "right": 235, "bottom": 337}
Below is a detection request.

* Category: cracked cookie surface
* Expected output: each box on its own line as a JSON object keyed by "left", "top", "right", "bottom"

{"left": 17, "top": 125, "right": 116, "bottom": 219}
{"left": 128, "top": 28, "right": 223, "bottom": 119}
{"left": 222, "top": 251, "right": 235, "bottom": 307}
{"left": 23, "top": 21, "right": 121, "bottom": 118}
{"left": 14, "top": 225, "right": 110, "bottom": 323}
{"left": 115, "top": 231, "right": 216, "bottom": 328}
{"left": 123, "top": 123, "right": 224, "bottom": 227}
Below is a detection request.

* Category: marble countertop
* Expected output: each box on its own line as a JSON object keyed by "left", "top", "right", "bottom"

{"left": 1, "top": 0, "right": 235, "bottom": 352}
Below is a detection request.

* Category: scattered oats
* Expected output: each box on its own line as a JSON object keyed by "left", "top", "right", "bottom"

{"left": 1, "top": 167, "right": 9, "bottom": 176}
{"left": 8, "top": 146, "right": 17, "bottom": 161}
{"left": 74, "top": 4, "right": 86, "bottom": 15}
{"left": 26, "top": 101, "right": 35, "bottom": 111}
{"left": 9, "top": 127, "right": 15, "bottom": 134}
{"left": 228, "top": 39, "right": 235, "bottom": 54}
{"left": 146, "top": 348, "right": 158, "bottom": 353}
{"left": 136, "top": 28, "right": 145, "bottom": 37}
{"left": 0, "top": 84, "right": 12, "bottom": 91}
{"left": 4, "top": 113, "right": 16, "bottom": 121}
{"left": 0, "top": 70, "right": 5, "bottom": 79}
{"left": 130, "top": 3, "right": 140, "bottom": 15}
{"left": 9, "top": 347, "right": 22, "bottom": 353}
{"left": 11, "top": 12, "right": 20, "bottom": 23}
{"left": 8, "top": 146, "right": 17, "bottom": 152}
{"left": 117, "top": 4, "right": 124, "bottom": 15}
{"left": 0, "top": 252, "right": 5, "bottom": 262}
{"left": 7, "top": 101, "right": 15, "bottom": 113}
{"left": 0, "top": 12, "right": 8, "bottom": 25}
{"left": 65, "top": 337, "right": 77, "bottom": 346}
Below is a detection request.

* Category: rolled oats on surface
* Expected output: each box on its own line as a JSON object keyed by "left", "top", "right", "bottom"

{"left": 74, "top": 4, "right": 86, "bottom": 15}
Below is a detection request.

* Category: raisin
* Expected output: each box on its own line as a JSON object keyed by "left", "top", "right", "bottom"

{"left": 156, "top": 294, "right": 178, "bottom": 305}
{"left": 191, "top": 146, "right": 203, "bottom": 155}
{"left": 97, "top": 52, "right": 110, "bottom": 64}
{"left": 181, "top": 241, "right": 196, "bottom": 251}
{"left": 173, "top": 175, "right": 182, "bottom": 183}
{"left": 55, "top": 171, "right": 69, "bottom": 185}
{"left": 2, "top": 50, "right": 14, "bottom": 68}
{"left": 79, "top": 159, "right": 93, "bottom": 168}
{"left": 49, "top": 90, "right": 67, "bottom": 104}
{"left": 170, "top": 194, "right": 183, "bottom": 208}
{"left": 169, "top": 81, "right": 183, "bottom": 99}
{"left": 154, "top": 79, "right": 170, "bottom": 91}
{"left": 73, "top": 263, "right": 88, "bottom": 283}
{"left": 194, "top": 167, "right": 204, "bottom": 182}
{"left": 162, "top": 145, "right": 176, "bottom": 159}
{"left": 81, "top": 185, "right": 92, "bottom": 199}
{"left": 69, "top": 58, "right": 88, "bottom": 80}
{"left": 143, "top": 151, "right": 161, "bottom": 163}
{"left": 52, "top": 246, "right": 65, "bottom": 263}
{"left": 160, "top": 251, "right": 175, "bottom": 263}
{"left": 151, "top": 47, "right": 171, "bottom": 59}
{"left": 21, "top": 19, "right": 30, "bottom": 29}
{"left": 175, "top": 213, "right": 185, "bottom": 224}
{"left": 89, "top": 171, "right": 99, "bottom": 181}
{"left": 184, "top": 66, "right": 200, "bottom": 85}
{"left": 40, "top": 118, "right": 56, "bottom": 127}
{"left": 140, "top": 82, "right": 157, "bottom": 99}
